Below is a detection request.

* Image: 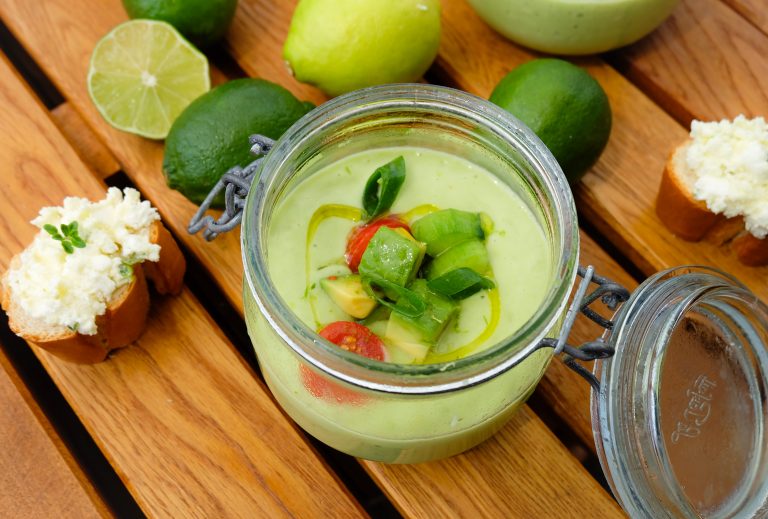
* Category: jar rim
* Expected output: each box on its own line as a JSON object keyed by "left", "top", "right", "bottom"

{"left": 242, "top": 84, "right": 579, "bottom": 395}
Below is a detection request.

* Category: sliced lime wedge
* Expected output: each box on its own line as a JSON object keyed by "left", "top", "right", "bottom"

{"left": 87, "top": 20, "right": 210, "bottom": 139}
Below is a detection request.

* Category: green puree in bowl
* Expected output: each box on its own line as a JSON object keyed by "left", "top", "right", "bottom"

{"left": 267, "top": 147, "right": 552, "bottom": 362}
{"left": 469, "top": 0, "right": 679, "bottom": 55}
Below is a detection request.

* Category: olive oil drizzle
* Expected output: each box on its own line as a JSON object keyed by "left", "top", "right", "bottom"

{"left": 401, "top": 203, "right": 440, "bottom": 223}
{"left": 306, "top": 204, "right": 362, "bottom": 326}
{"left": 305, "top": 203, "right": 500, "bottom": 361}
{"left": 424, "top": 287, "right": 501, "bottom": 364}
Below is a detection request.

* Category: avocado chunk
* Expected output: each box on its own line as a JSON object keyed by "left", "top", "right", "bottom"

{"left": 358, "top": 226, "right": 426, "bottom": 291}
{"left": 384, "top": 280, "right": 458, "bottom": 362}
{"left": 425, "top": 239, "right": 491, "bottom": 280}
{"left": 320, "top": 275, "right": 377, "bottom": 319}
{"left": 411, "top": 209, "right": 484, "bottom": 256}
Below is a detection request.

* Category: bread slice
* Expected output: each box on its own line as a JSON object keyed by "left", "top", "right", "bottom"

{"left": 144, "top": 221, "right": 185, "bottom": 295}
{"left": 655, "top": 140, "right": 768, "bottom": 266}
{"left": 1, "top": 221, "right": 184, "bottom": 363}
{"left": 655, "top": 142, "right": 722, "bottom": 241}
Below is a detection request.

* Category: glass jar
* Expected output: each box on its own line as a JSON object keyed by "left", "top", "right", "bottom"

{"left": 241, "top": 84, "right": 579, "bottom": 463}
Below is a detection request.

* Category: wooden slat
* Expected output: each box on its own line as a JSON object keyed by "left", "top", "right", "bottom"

{"left": 0, "top": 53, "right": 362, "bottom": 517}
{"left": 366, "top": 407, "right": 621, "bottom": 518}
{"left": 722, "top": 0, "right": 768, "bottom": 36}
{"left": 612, "top": 0, "right": 768, "bottom": 124}
{"left": 0, "top": 347, "right": 107, "bottom": 519}
{"left": 228, "top": 0, "right": 325, "bottom": 104}
{"left": 50, "top": 103, "right": 120, "bottom": 180}
{"left": 0, "top": 1, "right": 627, "bottom": 516}
{"left": 432, "top": 0, "right": 768, "bottom": 297}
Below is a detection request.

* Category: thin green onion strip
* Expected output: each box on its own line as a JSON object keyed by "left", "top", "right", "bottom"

{"left": 362, "top": 156, "right": 406, "bottom": 220}
{"left": 427, "top": 268, "right": 495, "bottom": 300}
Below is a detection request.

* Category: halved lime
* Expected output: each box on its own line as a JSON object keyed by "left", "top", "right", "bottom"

{"left": 87, "top": 20, "right": 210, "bottom": 139}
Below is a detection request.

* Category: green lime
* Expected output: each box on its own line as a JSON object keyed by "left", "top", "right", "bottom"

{"left": 489, "top": 58, "right": 612, "bottom": 184}
{"left": 88, "top": 20, "right": 210, "bottom": 140}
{"left": 163, "top": 78, "right": 314, "bottom": 206}
{"left": 283, "top": 0, "right": 441, "bottom": 96}
{"left": 122, "top": 0, "right": 238, "bottom": 47}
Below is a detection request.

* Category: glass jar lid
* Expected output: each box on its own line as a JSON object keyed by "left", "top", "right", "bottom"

{"left": 593, "top": 266, "right": 768, "bottom": 518}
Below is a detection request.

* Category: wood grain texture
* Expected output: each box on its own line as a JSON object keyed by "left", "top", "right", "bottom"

{"left": 227, "top": 0, "right": 325, "bottom": 104}
{"left": 722, "top": 0, "right": 768, "bottom": 36}
{"left": 366, "top": 406, "right": 622, "bottom": 518}
{"left": 612, "top": 0, "right": 768, "bottom": 124}
{"left": 0, "top": 347, "right": 108, "bottom": 519}
{"left": 0, "top": 53, "right": 362, "bottom": 517}
{"left": 0, "top": 1, "right": 628, "bottom": 516}
{"left": 50, "top": 103, "right": 120, "bottom": 179}
{"left": 434, "top": 0, "right": 768, "bottom": 298}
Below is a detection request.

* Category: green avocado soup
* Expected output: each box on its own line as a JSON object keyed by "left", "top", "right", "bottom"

{"left": 267, "top": 147, "right": 551, "bottom": 361}
{"left": 244, "top": 146, "right": 557, "bottom": 462}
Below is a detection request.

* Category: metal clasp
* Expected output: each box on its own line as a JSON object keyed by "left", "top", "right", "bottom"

{"left": 537, "top": 266, "right": 631, "bottom": 391}
{"left": 188, "top": 135, "right": 275, "bottom": 241}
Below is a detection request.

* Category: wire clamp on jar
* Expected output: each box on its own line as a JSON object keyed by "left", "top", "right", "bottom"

{"left": 188, "top": 135, "right": 276, "bottom": 241}
{"left": 538, "top": 265, "right": 630, "bottom": 391}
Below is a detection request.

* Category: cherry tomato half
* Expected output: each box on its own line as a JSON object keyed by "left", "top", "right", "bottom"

{"left": 345, "top": 215, "right": 410, "bottom": 272}
{"left": 300, "top": 321, "right": 386, "bottom": 404}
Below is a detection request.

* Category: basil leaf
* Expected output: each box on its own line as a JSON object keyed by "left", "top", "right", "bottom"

{"left": 362, "top": 156, "right": 406, "bottom": 220}
{"left": 70, "top": 236, "right": 86, "bottom": 248}
{"left": 61, "top": 241, "right": 74, "bottom": 254}
{"left": 427, "top": 268, "right": 495, "bottom": 300}
{"left": 362, "top": 275, "right": 426, "bottom": 317}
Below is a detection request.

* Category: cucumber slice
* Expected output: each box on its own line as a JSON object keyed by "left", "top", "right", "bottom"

{"left": 425, "top": 239, "right": 490, "bottom": 280}
{"left": 411, "top": 209, "right": 484, "bottom": 256}
{"left": 385, "top": 279, "right": 458, "bottom": 362}
{"left": 358, "top": 226, "right": 425, "bottom": 289}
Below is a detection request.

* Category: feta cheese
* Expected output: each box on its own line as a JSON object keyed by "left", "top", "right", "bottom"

{"left": 686, "top": 115, "right": 768, "bottom": 239}
{"left": 7, "top": 188, "right": 160, "bottom": 335}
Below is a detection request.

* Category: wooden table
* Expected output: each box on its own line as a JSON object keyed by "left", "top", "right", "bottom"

{"left": 0, "top": 0, "right": 764, "bottom": 517}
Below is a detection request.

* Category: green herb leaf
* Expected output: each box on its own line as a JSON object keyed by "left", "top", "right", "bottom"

{"left": 43, "top": 224, "right": 60, "bottom": 237}
{"left": 47, "top": 221, "right": 86, "bottom": 252}
{"left": 362, "top": 275, "right": 426, "bottom": 317}
{"left": 362, "top": 156, "right": 406, "bottom": 220}
{"left": 427, "top": 268, "right": 495, "bottom": 300}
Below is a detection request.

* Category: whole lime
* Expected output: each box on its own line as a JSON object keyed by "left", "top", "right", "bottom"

{"left": 489, "top": 59, "right": 612, "bottom": 183}
{"left": 122, "top": 0, "right": 238, "bottom": 47}
{"left": 163, "top": 79, "right": 314, "bottom": 205}
{"left": 283, "top": 0, "right": 441, "bottom": 96}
